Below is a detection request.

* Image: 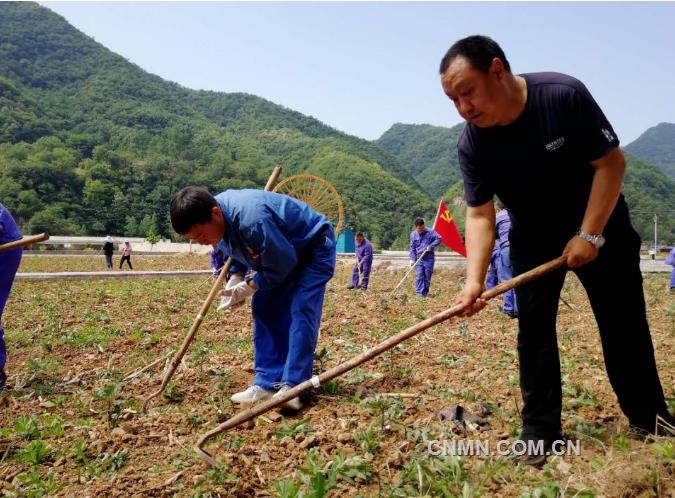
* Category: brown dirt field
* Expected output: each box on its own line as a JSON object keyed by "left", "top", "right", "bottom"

{"left": 1, "top": 259, "right": 673, "bottom": 497}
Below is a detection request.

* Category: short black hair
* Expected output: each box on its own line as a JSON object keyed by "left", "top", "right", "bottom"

{"left": 356, "top": 231, "right": 364, "bottom": 237}
{"left": 439, "top": 35, "right": 511, "bottom": 75}
{"left": 170, "top": 186, "right": 217, "bottom": 234}
{"left": 414, "top": 218, "right": 425, "bottom": 227}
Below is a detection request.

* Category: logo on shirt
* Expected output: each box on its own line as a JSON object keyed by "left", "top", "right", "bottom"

{"left": 601, "top": 128, "right": 615, "bottom": 142}
{"left": 545, "top": 137, "right": 565, "bottom": 151}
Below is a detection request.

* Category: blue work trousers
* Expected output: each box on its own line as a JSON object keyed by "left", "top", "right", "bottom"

{"left": 0, "top": 248, "right": 22, "bottom": 369}
{"left": 351, "top": 258, "right": 372, "bottom": 290}
{"left": 251, "top": 230, "right": 336, "bottom": 389}
{"left": 498, "top": 245, "right": 517, "bottom": 314}
{"left": 414, "top": 256, "right": 434, "bottom": 296}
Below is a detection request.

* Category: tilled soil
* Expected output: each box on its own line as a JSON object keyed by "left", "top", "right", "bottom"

{"left": 1, "top": 261, "right": 673, "bottom": 497}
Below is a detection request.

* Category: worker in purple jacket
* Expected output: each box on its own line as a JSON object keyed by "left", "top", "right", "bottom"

{"left": 409, "top": 218, "right": 442, "bottom": 297}
{"left": 348, "top": 231, "right": 373, "bottom": 290}
{"left": 210, "top": 246, "right": 225, "bottom": 277}
{"left": 486, "top": 242, "right": 500, "bottom": 290}
{"left": 496, "top": 201, "right": 517, "bottom": 317}
{"left": 666, "top": 247, "right": 675, "bottom": 291}
{"left": 0, "top": 202, "right": 23, "bottom": 391}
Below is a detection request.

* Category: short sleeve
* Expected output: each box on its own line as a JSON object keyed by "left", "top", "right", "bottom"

{"left": 570, "top": 82, "right": 620, "bottom": 161}
{"left": 458, "top": 130, "right": 494, "bottom": 207}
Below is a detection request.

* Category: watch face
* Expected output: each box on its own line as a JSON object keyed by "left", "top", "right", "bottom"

{"left": 595, "top": 236, "right": 606, "bottom": 248}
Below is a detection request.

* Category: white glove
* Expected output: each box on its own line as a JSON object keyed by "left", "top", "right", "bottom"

{"left": 217, "top": 274, "right": 245, "bottom": 310}
{"left": 217, "top": 280, "right": 255, "bottom": 312}
{"left": 409, "top": 260, "right": 415, "bottom": 267}
{"left": 225, "top": 274, "right": 245, "bottom": 290}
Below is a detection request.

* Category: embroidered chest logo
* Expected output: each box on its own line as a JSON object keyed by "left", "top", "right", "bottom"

{"left": 545, "top": 137, "right": 565, "bottom": 151}
{"left": 601, "top": 128, "right": 615, "bottom": 142}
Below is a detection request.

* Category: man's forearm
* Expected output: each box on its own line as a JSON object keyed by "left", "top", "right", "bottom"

{"left": 582, "top": 148, "right": 625, "bottom": 234}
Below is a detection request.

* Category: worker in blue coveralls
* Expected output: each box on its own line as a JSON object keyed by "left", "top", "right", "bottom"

{"left": 0, "top": 202, "right": 23, "bottom": 391}
{"left": 409, "top": 218, "right": 442, "bottom": 297}
{"left": 169, "top": 187, "right": 336, "bottom": 411}
{"left": 495, "top": 200, "right": 517, "bottom": 318}
{"left": 442, "top": 35, "right": 675, "bottom": 465}
{"left": 348, "top": 232, "right": 373, "bottom": 291}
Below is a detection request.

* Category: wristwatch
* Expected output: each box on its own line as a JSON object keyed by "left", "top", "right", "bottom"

{"left": 576, "top": 229, "right": 605, "bottom": 249}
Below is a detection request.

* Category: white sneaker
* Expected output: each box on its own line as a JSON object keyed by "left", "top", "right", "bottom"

{"left": 273, "top": 384, "right": 303, "bottom": 411}
{"left": 230, "top": 385, "right": 274, "bottom": 404}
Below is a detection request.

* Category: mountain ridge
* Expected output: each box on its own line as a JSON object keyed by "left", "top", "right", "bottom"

{"left": 0, "top": 2, "right": 431, "bottom": 249}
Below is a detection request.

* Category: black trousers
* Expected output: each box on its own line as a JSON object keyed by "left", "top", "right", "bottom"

{"left": 510, "top": 216, "right": 669, "bottom": 437}
{"left": 119, "top": 255, "right": 132, "bottom": 269}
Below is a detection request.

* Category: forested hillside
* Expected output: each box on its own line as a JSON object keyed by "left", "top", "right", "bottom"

{"left": 375, "top": 123, "right": 464, "bottom": 199}
{"left": 0, "top": 2, "right": 432, "bottom": 249}
{"left": 625, "top": 122, "right": 675, "bottom": 180}
{"left": 381, "top": 123, "right": 675, "bottom": 244}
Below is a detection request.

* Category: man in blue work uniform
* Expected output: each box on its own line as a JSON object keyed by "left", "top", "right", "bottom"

{"left": 409, "top": 218, "right": 442, "bottom": 297}
{"left": 0, "top": 202, "right": 23, "bottom": 391}
{"left": 170, "top": 187, "right": 336, "bottom": 410}
{"left": 441, "top": 35, "right": 674, "bottom": 465}
{"left": 495, "top": 201, "right": 517, "bottom": 317}
{"left": 348, "top": 231, "right": 373, "bottom": 291}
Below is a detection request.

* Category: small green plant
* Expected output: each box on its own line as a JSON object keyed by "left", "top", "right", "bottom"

{"left": 313, "top": 346, "right": 330, "bottom": 374}
{"left": 321, "top": 380, "right": 342, "bottom": 396}
{"left": 95, "top": 381, "right": 124, "bottom": 427}
{"left": 650, "top": 439, "right": 674, "bottom": 462}
{"left": 70, "top": 438, "right": 89, "bottom": 464}
{"left": 26, "top": 357, "right": 59, "bottom": 375}
{"left": 437, "top": 354, "right": 465, "bottom": 368}
{"left": 274, "top": 418, "right": 315, "bottom": 440}
{"left": 16, "top": 440, "right": 52, "bottom": 465}
{"left": 613, "top": 434, "right": 629, "bottom": 452}
{"left": 42, "top": 415, "right": 65, "bottom": 438}
{"left": 205, "top": 465, "right": 238, "bottom": 485}
{"left": 362, "top": 395, "right": 389, "bottom": 431}
{"left": 520, "top": 482, "right": 560, "bottom": 498}
{"left": 163, "top": 381, "right": 184, "bottom": 402}
{"left": 573, "top": 421, "right": 606, "bottom": 440}
{"left": 290, "top": 448, "right": 371, "bottom": 496}
{"left": 563, "top": 383, "right": 600, "bottom": 409}
{"left": 354, "top": 426, "right": 380, "bottom": 454}
{"left": 390, "top": 455, "right": 469, "bottom": 497}
{"left": 189, "top": 414, "right": 205, "bottom": 426}
{"left": 274, "top": 478, "right": 302, "bottom": 498}
{"left": 84, "top": 450, "right": 129, "bottom": 478}
{"left": 8, "top": 470, "right": 61, "bottom": 497}
{"left": 191, "top": 340, "right": 209, "bottom": 371}
{"left": 14, "top": 416, "right": 41, "bottom": 440}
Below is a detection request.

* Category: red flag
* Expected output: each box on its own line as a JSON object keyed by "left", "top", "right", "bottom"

{"left": 432, "top": 200, "right": 467, "bottom": 257}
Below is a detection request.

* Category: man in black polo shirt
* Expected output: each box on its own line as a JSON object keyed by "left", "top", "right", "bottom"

{"left": 439, "top": 35, "right": 674, "bottom": 463}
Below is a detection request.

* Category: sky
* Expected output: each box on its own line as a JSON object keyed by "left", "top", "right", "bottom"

{"left": 42, "top": 1, "right": 675, "bottom": 144}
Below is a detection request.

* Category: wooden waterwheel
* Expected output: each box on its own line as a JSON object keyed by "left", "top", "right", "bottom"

{"left": 273, "top": 174, "right": 345, "bottom": 236}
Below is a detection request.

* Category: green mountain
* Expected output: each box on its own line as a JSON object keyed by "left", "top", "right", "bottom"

{"left": 0, "top": 2, "right": 432, "bottom": 249}
{"left": 624, "top": 122, "right": 675, "bottom": 180}
{"left": 379, "top": 122, "right": 675, "bottom": 244}
{"left": 375, "top": 123, "right": 464, "bottom": 199}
